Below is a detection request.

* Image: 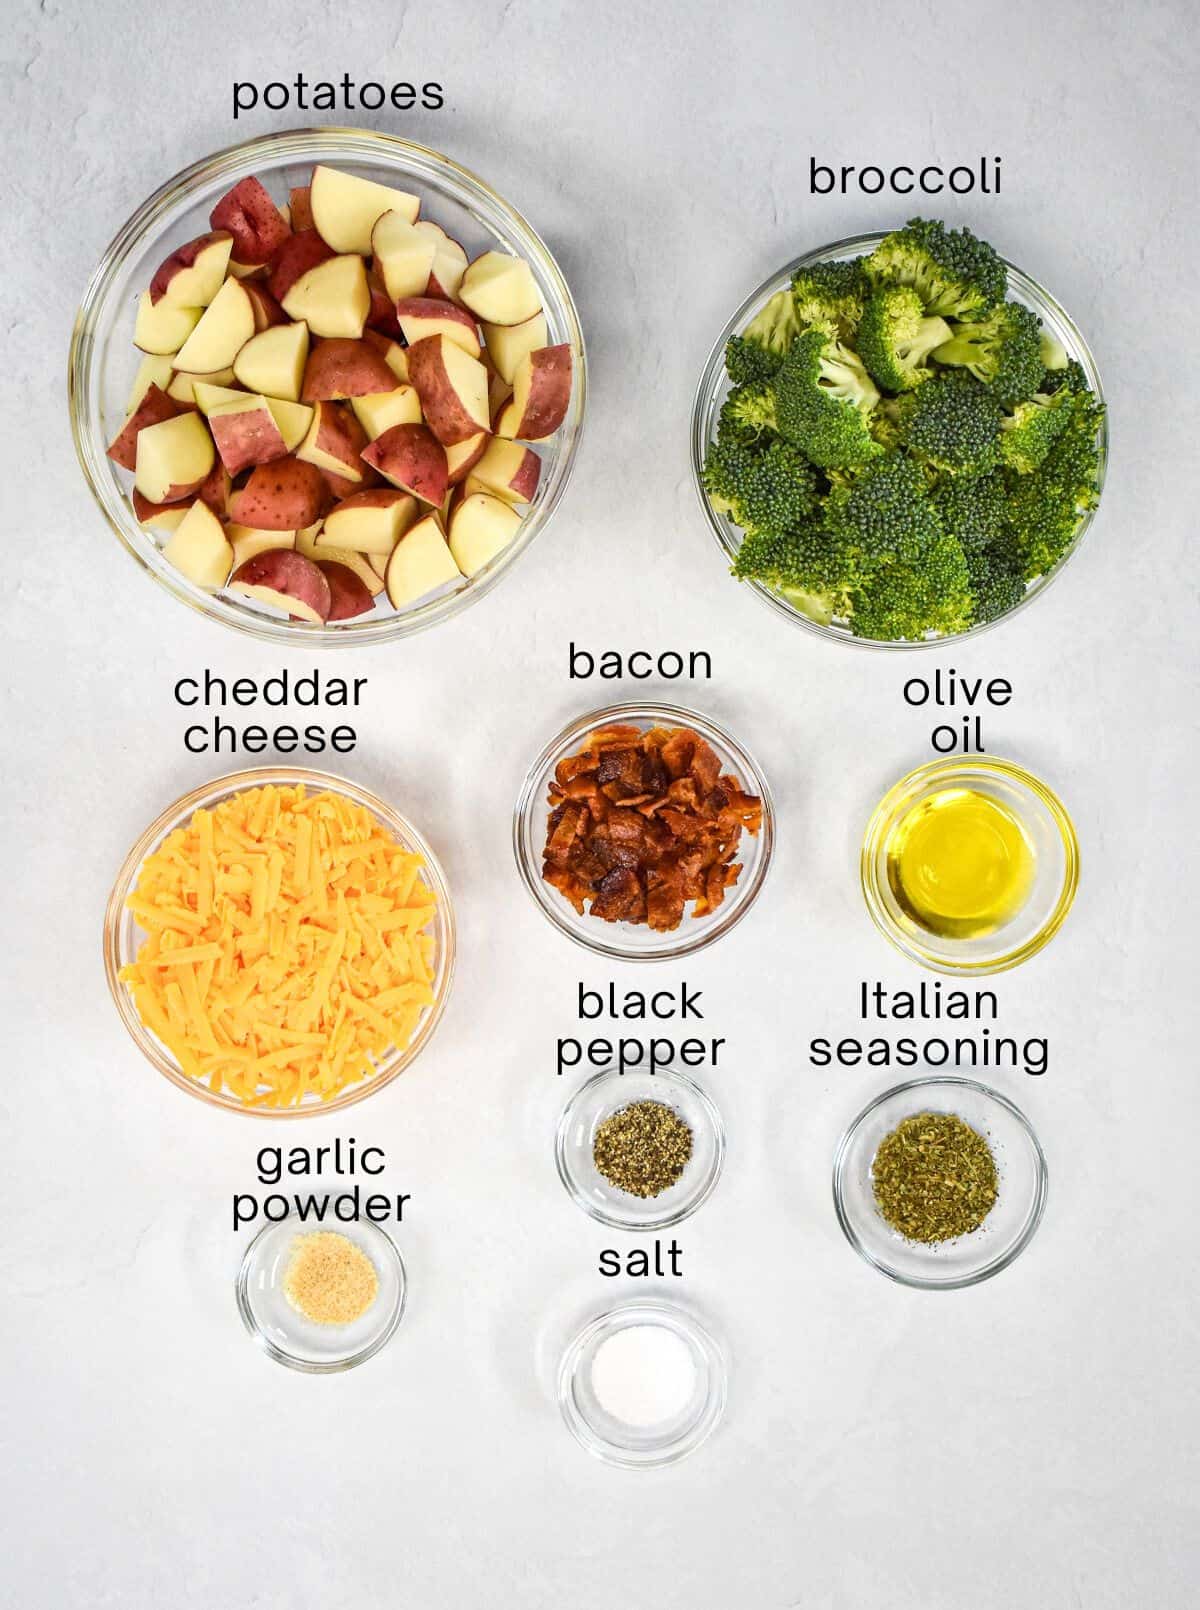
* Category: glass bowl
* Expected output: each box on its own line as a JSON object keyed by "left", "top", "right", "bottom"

{"left": 558, "top": 1298, "right": 727, "bottom": 1468}
{"left": 833, "top": 1075, "right": 1048, "bottom": 1289}
{"left": 556, "top": 1065, "right": 726, "bottom": 1230}
{"left": 690, "top": 232, "right": 1108, "bottom": 650}
{"left": 861, "top": 754, "right": 1079, "bottom": 975}
{"left": 513, "top": 701, "right": 775, "bottom": 961}
{"left": 70, "top": 127, "right": 586, "bottom": 645}
{"left": 103, "top": 765, "right": 455, "bottom": 1116}
{"left": 236, "top": 1206, "right": 406, "bottom": 1371}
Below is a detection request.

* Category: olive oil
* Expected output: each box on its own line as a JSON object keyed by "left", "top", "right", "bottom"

{"left": 886, "top": 787, "right": 1035, "bottom": 940}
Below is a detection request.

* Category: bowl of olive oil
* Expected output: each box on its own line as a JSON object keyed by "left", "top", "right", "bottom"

{"left": 860, "top": 755, "right": 1079, "bottom": 974}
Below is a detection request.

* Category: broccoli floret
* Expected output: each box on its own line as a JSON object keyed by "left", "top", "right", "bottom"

{"left": 932, "top": 300, "right": 1044, "bottom": 405}
{"left": 724, "top": 288, "right": 800, "bottom": 384}
{"left": 732, "top": 522, "right": 858, "bottom": 618}
{"left": 903, "top": 370, "right": 1003, "bottom": 474}
{"left": 1040, "top": 357, "right": 1091, "bottom": 397}
{"left": 865, "top": 217, "right": 1006, "bottom": 321}
{"left": 857, "top": 285, "right": 952, "bottom": 393}
{"left": 790, "top": 258, "right": 868, "bottom": 337}
{"left": 848, "top": 528, "right": 974, "bottom": 640}
{"left": 964, "top": 537, "right": 1028, "bottom": 625}
{"left": 824, "top": 454, "right": 943, "bottom": 563}
{"left": 720, "top": 382, "right": 777, "bottom": 439}
{"left": 1003, "top": 384, "right": 1104, "bottom": 579}
{"left": 772, "top": 329, "right": 881, "bottom": 469}
{"left": 931, "top": 469, "right": 1007, "bottom": 553}
{"left": 703, "top": 433, "right": 821, "bottom": 538}
{"left": 999, "top": 390, "right": 1074, "bottom": 473}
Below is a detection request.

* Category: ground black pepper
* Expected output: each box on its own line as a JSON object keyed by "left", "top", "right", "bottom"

{"left": 592, "top": 1101, "right": 693, "bottom": 1198}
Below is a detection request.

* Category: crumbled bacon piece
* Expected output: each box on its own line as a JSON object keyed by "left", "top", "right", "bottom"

{"left": 540, "top": 723, "right": 762, "bottom": 933}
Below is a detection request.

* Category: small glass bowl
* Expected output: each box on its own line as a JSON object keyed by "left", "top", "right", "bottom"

{"left": 236, "top": 1207, "right": 406, "bottom": 1371}
{"left": 556, "top": 1065, "right": 725, "bottom": 1230}
{"left": 833, "top": 1075, "right": 1048, "bottom": 1289}
{"left": 860, "top": 754, "right": 1079, "bottom": 975}
{"left": 558, "top": 1298, "right": 727, "bottom": 1468}
{"left": 513, "top": 701, "right": 775, "bottom": 961}
{"left": 70, "top": 127, "right": 586, "bottom": 645}
{"left": 691, "top": 233, "right": 1107, "bottom": 650}
{"left": 103, "top": 765, "right": 455, "bottom": 1116}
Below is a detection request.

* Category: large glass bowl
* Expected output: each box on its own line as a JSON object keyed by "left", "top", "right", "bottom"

{"left": 513, "top": 701, "right": 775, "bottom": 962}
{"left": 103, "top": 765, "right": 455, "bottom": 1116}
{"left": 70, "top": 127, "right": 586, "bottom": 645}
{"left": 690, "top": 233, "right": 1107, "bottom": 650}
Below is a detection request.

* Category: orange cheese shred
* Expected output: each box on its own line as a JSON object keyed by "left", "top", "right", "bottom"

{"left": 120, "top": 785, "right": 440, "bottom": 1107}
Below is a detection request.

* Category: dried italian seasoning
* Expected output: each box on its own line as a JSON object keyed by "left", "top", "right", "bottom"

{"left": 593, "top": 1101, "right": 693, "bottom": 1198}
{"left": 871, "top": 1111, "right": 998, "bottom": 1244}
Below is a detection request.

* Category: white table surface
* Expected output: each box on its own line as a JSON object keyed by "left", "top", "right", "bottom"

{"left": 3, "top": 1, "right": 1198, "bottom": 1605}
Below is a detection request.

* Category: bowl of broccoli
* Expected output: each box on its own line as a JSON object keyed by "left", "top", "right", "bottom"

{"left": 691, "top": 219, "right": 1107, "bottom": 648}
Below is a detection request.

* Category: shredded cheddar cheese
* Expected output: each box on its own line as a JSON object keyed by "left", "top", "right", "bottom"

{"left": 120, "top": 784, "right": 439, "bottom": 1107}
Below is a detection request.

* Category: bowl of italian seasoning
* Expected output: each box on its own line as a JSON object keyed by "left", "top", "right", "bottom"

{"left": 556, "top": 1065, "right": 726, "bottom": 1230}
{"left": 832, "top": 1075, "right": 1047, "bottom": 1289}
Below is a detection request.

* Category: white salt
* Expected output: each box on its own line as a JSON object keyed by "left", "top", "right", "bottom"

{"left": 590, "top": 1324, "right": 697, "bottom": 1427}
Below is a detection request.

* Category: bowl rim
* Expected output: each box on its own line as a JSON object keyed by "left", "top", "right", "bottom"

{"left": 235, "top": 1206, "right": 407, "bottom": 1372}
{"left": 512, "top": 699, "right": 776, "bottom": 962}
{"left": 831, "top": 1073, "right": 1049, "bottom": 1290}
{"left": 103, "top": 763, "right": 456, "bottom": 1117}
{"left": 557, "top": 1296, "right": 728, "bottom": 1468}
{"left": 69, "top": 125, "right": 587, "bottom": 647}
{"left": 859, "top": 753, "right": 1080, "bottom": 975}
{"left": 690, "top": 230, "right": 1109, "bottom": 651}
{"left": 554, "top": 1063, "right": 727, "bottom": 1230}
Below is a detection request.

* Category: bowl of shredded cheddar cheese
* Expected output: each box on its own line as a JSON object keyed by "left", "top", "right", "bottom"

{"left": 104, "top": 767, "right": 454, "bottom": 1115}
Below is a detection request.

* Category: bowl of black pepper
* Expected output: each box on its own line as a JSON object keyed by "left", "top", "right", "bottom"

{"left": 556, "top": 1065, "right": 726, "bottom": 1230}
{"left": 832, "top": 1075, "right": 1048, "bottom": 1289}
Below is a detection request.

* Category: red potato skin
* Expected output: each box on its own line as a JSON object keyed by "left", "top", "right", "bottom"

{"left": 197, "top": 460, "right": 232, "bottom": 518}
{"left": 231, "top": 549, "right": 332, "bottom": 621}
{"left": 106, "top": 384, "right": 179, "bottom": 470}
{"left": 395, "top": 296, "right": 481, "bottom": 352}
{"left": 267, "top": 228, "right": 335, "bottom": 302}
{"left": 317, "top": 560, "right": 375, "bottom": 621}
{"left": 243, "top": 281, "right": 286, "bottom": 331}
{"left": 361, "top": 423, "right": 448, "bottom": 506}
{"left": 210, "top": 407, "right": 289, "bottom": 476}
{"left": 133, "top": 488, "right": 191, "bottom": 523}
{"left": 210, "top": 176, "right": 291, "bottom": 268}
{"left": 514, "top": 345, "right": 573, "bottom": 438}
{"left": 148, "top": 231, "right": 232, "bottom": 305}
{"left": 229, "top": 458, "right": 328, "bottom": 530}
{"left": 366, "top": 264, "right": 402, "bottom": 338}
{"left": 289, "top": 185, "right": 315, "bottom": 232}
{"left": 302, "top": 339, "right": 398, "bottom": 401}
{"left": 406, "top": 336, "right": 486, "bottom": 446}
{"left": 445, "top": 432, "right": 489, "bottom": 485}
{"left": 303, "top": 401, "right": 373, "bottom": 477}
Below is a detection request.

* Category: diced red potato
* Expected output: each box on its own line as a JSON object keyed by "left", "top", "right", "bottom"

{"left": 288, "top": 185, "right": 314, "bottom": 233}
{"left": 229, "top": 458, "right": 328, "bottom": 530}
{"left": 361, "top": 423, "right": 448, "bottom": 506}
{"left": 265, "top": 399, "right": 313, "bottom": 452}
{"left": 396, "top": 297, "right": 481, "bottom": 358}
{"left": 162, "top": 500, "right": 234, "bottom": 589}
{"left": 208, "top": 395, "right": 290, "bottom": 475}
{"left": 268, "top": 229, "right": 335, "bottom": 302}
{"left": 107, "top": 384, "right": 179, "bottom": 470}
{"left": 406, "top": 335, "right": 490, "bottom": 445}
{"left": 457, "top": 251, "right": 541, "bottom": 326}
{"left": 173, "top": 278, "right": 257, "bottom": 374}
{"left": 318, "top": 559, "right": 377, "bottom": 620}
{"left": 243, "top": 281, "right": 287, "bottom": 331}
{"left": 281, "top": 255, "right": 369, "bottom": 338}
{"left": 372, "top": 211, "right": 438, "bottom": 300}
{"left": 362, "top": 330, "right": 408, "bottom": 382}
{"left": 350, "top": 385, "right": 424, "bottom": 440}
{"left": 210, "top": 176, "right": 291, "bottom": 268}
{"left": 125, "top": 355, "right": 175, "bottom": 413}
{"left": 167, "top": 367, "right": 236, "bottom": 406}
{"left": 508, "top": 345, "right": 573, "bottom": 439}
{"left": 196, "top": 458, "right": 233, "bottom": 518}
{"left": 134, "top": 412, "right": 215, "bottom": 504}
{"left": 385, "top": 512, "right": 463, "bottom": 608}
{"left": 309, "top": 165, "right": 419, "bottom": 253}
{"left": 229, "top": 548, "right": 333, "bottom": 623}
{"left": 483, "top": 311, "right": 548, "bottom": 384}
{"left": 319, "top": 488, "right": 418, "bottom": 554}
{"left": 296, "top": 401, "right": 370, "bottom": 482}
{"left": 133, "top": 292, "right": 201, "bottom": 356}
{"left": 415, "top": 221, "right": 469, "bottom": 302}
{"left": 447, "top": 491, "right": 523, "bottom": 575}
{"left": 445, "top": 431, "right": 489, "bottom": 485}
{"left": 228, "top": 524, "right": 297, "bottom": 568}
{"left": 149, "top": 231, "right": 234, "bottom": 308}
{"left": 469, "top": 437, "right": 541, "bottom": 504}
{"left": 132, "top": 491, "right": 193, "bottom": 532}
{"left": 302, "top": 338, "right": 397, "bottom": 401}
{"left": 365, "top": 262, "right": 402, "bottom": 338}
{"left": 233, "top": 321, "right": 309, "bottom": 401}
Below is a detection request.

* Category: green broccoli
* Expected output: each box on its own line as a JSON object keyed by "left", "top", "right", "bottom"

{"left": 772, "top": 329, "right": 882, "bottom": 469}
{"left": 964, "top": 537, "right": 1028, "bottom": 625}
{"left": 719, "top": 382, "right": 777, "bottom": 438}
{"left": 732, "top": 522, "right": 859, "bottom": 622}
{"left": 931, "top": 469, "right": 1006, "bottom": 552}
{"left": 903, "top": 371, "right": 1004, "bottom": 474}
{"left": 724, "top": 288, "right": 799, "bottom": 385}
{"left": 998, "top": 390, "right": 1074, "bottom": 473}
{"left": 865, "top": 217, "right": 1006, "bottom": 321}
{"left": 824, "top": 454, "right": 943, "bottom": 563}
{"left": 702, "top": 432, "right": 821, "bottom": 537}
{"left": 857, "top": 285, "right": 952, "bottom": 393}
{"left": 790, "top": 258, "right": 868, "bottom": 337}
{"left": 932, "top": 300, "right": 1044, "bottom": 405}
{"left": 1003, "top": 384, "right": 1105, "bottom": 578}
{"left": 1039, "top": 357, "right": 1091, "bottom": 396}
{"left": 847, "top": 530, "right": 974, "bottom": 640}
